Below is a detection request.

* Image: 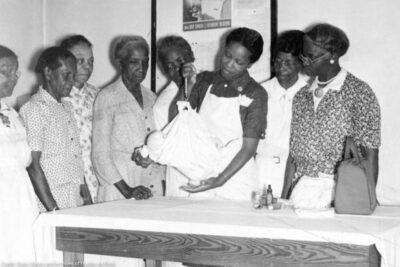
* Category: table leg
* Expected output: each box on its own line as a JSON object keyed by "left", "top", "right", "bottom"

{"left": 63, "top": 251, "right": 84, "bottom": 267}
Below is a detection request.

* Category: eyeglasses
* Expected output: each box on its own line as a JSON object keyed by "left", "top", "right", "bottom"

{"left": 273, "top": 57, "right": 299, "bottom": 67}
{"left": 299, "top": 52, "right": 330, "bottom": 65}
{"left": 0, "top": 69, "right": 20, "bottom": 81}
{"left": 165, "top": 57, "right": 186, "bottom": 73}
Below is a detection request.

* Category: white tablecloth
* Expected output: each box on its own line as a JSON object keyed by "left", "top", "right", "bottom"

{"left": 34, "top": 197, "right": 400, "bottom": 267}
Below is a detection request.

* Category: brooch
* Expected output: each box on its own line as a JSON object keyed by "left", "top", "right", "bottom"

{"left": 238, "top": 94, "right": 253, "bottom": 107}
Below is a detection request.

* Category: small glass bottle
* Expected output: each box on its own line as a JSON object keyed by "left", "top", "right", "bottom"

{"left": 260, "top": 185, "right": 267, "bottom": 207}
{"left": 266, "top": 184, "right": 273, "bottom": 207}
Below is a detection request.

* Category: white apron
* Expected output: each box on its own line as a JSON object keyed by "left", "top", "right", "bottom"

{"left": 198, "top": 84, "right": 259, "bottom": 201}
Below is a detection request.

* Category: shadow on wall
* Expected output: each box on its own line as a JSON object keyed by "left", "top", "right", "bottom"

{"left": 100, "top": 35, "right": 124, "bottom": 90}
{"left": 15, "top": 46, "right": 43, "bottom": 111}
{"left": 213, "top": 29, "right": 231, "bottom": 71}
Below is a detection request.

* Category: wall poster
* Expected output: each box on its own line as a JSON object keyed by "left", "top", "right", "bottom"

{"left": 183, "top": 0, "right": 232, "bottom": 31}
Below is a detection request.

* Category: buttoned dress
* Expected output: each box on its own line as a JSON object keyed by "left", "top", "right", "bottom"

{"left": 92, "top": 77, "right": 164, "bottom": 202}
{"left": 0, "top": 101, "right": 39, "bottom": 264}
{"left": 256, "top": 76, "right": 307, "bottom": 195}
{"left": 20, "top": 87, "right": 84, "bottom": 212}
{"left": 63, "top": 83, "right": 100, "bottom": 202}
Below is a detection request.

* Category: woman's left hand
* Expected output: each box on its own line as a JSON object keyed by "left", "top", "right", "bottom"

{"left": 132, "top": 147, "right": 153, "bottom": 168}
{"left": 180, "top": 177, "right": 223, "bottom": 193}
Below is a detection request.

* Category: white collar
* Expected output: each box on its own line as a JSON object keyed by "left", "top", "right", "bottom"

{"left": 0, "top": 99, "right": 10, "bottom": 112}
{"left": 309, "top": 68, "right": 348, "bottom": 93}
{"left": 273, "top": 75, "right": 308, "bottom": 99}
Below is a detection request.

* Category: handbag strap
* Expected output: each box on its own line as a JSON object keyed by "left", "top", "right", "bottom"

{"left": 343, "top": 136, "right": 361, "bottom": 163}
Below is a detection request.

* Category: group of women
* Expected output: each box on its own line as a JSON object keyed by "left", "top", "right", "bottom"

{"left": 0, "top": 22, "right": 380, "bottom": 266}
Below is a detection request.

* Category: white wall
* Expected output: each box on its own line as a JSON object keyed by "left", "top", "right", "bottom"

{"left": 44, "top": 0, "right": 152, "bottom": 89}
{"left": 2, "top": 0, "right": 398, "bottom": 203}
{"left": 279, "top": 0, "right": 400, "bottom": 204}
{"left": 156, "top": 0, "right": 271, "bottom": 92}
{"left": 0, "top": 0, "right": 44, "bottom": 107}
{"left": 1, "top": 0, "right": 152, "bottom": 109}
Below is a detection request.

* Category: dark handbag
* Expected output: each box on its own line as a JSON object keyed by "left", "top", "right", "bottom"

{"left": 334, "top": 139, "right": 377, "bottom": 215}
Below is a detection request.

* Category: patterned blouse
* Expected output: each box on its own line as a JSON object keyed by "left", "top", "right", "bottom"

{"left": 20, "top": 87, "right": 84, "bottom": 211}
{"left": 189, "top": 70, "right": 268, "bottom": 139}
{"left": 290, "top": 70, "right": 381, "bottom": 177}
{"left": 63, "top": 83, "right": 100, "bottom": 202}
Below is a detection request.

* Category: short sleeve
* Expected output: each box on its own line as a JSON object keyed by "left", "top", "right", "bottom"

{"left": 19, "top": 103, "right": 45, "bottom": 152}
{"left": 352, "top": 83, "right": 381, "bottom": 149}
{"left": 242, "top": 85, "right": 268, "bottom": 139}
{"left": 189, "top": 71, "right": 212, "bottom": 111}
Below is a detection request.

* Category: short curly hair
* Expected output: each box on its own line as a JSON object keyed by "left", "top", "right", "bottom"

{"left": 157, "top": 35, "right": 195, "bottom": 72}
{"left": 35, "top": 46, "right": 76, "bottom": 75}
{"left": 273, "top": 30, "right": 304, "bottom": 59}
{"left": 114, "top": 35, "right": 149, "bottom": 62}
{"left": 225, "top": 27, "right": 264, "bottom": 64}
{"left": 306, "top": 23, "right": 350, "bottom": 57}
{"left": 60, "top": 34, "right": 92, "bottom": 50}
{"left": 0, "top": 45, "right": 17, "bottom": 60}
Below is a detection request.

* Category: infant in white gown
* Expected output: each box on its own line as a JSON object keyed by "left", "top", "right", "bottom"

{"left": 143, "top": 101, "right": 240, "bottom": 185}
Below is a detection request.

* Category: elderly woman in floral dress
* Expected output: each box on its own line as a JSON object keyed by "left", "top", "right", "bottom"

{"left": 60, "top": 35, "right": 100, "bottom": 203}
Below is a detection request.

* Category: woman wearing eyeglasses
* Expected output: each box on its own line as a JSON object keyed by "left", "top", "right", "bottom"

{"left": 256, "top": 30, "right": 308, "bottom": 197}
{"left": 281, "top": 23, "right": 381, "bottom": 209}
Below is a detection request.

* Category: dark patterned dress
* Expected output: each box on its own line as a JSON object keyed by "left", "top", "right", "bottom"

{"left": 290, "top": 70, "right": 381, "bottom": 177}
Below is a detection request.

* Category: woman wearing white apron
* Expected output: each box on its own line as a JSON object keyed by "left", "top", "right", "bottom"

{"left": 256, "top": 30, "right": 308, "bottom": 197}
{"left": 153, "top": 35, "right": 196, "bottom": 197}
{"left": 179, "top": 27, "right": 268, "bottom": 201}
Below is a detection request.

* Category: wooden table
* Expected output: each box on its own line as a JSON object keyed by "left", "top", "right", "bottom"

{"left": 34, "top": 197, "right": 400, "bottom": 267}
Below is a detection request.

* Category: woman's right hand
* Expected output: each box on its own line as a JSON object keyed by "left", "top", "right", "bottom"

{"left": 129, "top": 185, "right": 153, "bottom": 200}
{"left": 181, "top": 63, "right": 197, "bottom": 97}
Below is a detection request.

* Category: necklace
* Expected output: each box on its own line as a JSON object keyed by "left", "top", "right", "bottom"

{"left": 316, "top": 70, "right": 341, "bottom": 85}
{"left": 314, "top": 70, "right": 341, "bottom": 98}
{"left": 314, "top": 87, "right": 324, "bottom": 98}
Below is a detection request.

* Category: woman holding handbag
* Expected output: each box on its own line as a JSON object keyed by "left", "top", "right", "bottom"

{"left": 282, "top": 23, "right": 381, "bottom": 209}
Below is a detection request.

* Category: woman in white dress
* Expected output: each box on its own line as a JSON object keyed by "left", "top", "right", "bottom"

{"left": 152, "top": 35, "right": 195, "bottom": 197}
{"left": 0, "top": 45, "right": 39, "bottom": 264}
{"left": 256, "top": 30, "right": 308, "bottom": 197}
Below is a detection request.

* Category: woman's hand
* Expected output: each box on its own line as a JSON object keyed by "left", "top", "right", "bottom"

{"left": 344, "top": 136, "right": 361, "bottom": 163}
{"left": 180, "top": 176, "right": 225, "bottom": 193}
{"left": 114, "top": 179, "right": 152, "bottom": 200}
{"left": 181, "top": 63, "right": 197, "bottom": 98}
{"left": 129, "top": 185, "right": 153, "bottom": 200}
{"left": 132, "top": 147, "right": 153, "bottom": 168}
{"left": 80, "top": 183, "right": 93, "bottom": 205}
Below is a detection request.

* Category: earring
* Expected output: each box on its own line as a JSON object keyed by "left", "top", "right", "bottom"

{"left": 329, "top": 59, "right": 335, "bottom": 64}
